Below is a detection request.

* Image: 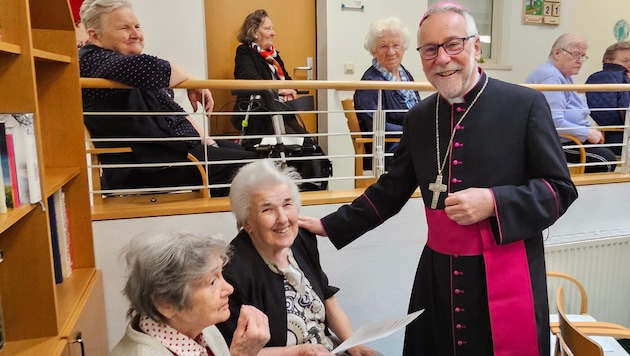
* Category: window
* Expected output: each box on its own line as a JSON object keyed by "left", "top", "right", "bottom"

{"left": 427, "top": 0, "right": 503, "bottom": 64}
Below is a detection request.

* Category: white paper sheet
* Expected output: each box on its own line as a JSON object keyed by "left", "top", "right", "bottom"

{"left": 331, "top": 309, "right": 424, "bottom": 354}
{"left": 257, "top": 136, "right": 305, "bottom": 146}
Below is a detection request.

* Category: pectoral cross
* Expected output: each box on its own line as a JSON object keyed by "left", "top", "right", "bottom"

{"left": 428, "top": 174, "right": 447, "bottom": 209}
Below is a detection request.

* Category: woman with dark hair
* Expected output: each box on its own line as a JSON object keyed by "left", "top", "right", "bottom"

{"left": 232, "top": 9, "right": 307, "bottom": 151}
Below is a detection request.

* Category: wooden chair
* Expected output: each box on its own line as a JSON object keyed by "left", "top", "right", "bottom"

{"left": 559, "top": 134, "right": 586, "bottom": 174}
{"left": 548, "top": 271, "right": 630, "bottom": 338}
{"left": 84, "top": 126, "right": 209, "bottom": 205}
{"left": 341, "top": 97, "right": 400, "bottom": 188}
{"left": 599, "top": 127, "right": 626, "bottom": 159}
{"left": 554, "top": 331, "right": 575, "bottom": 356}
{"left": 556, "top": 286, "right": 604, "bottom": 356}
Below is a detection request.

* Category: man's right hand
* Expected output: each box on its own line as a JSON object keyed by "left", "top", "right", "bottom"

{"left": 298, "top": 216, "right": 328, "bottom": 236}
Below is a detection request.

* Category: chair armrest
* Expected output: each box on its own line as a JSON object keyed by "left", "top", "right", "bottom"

{"left": 355, "top": 137, "right": 401, "bottom": 144}
{"left": 86, "top": 147, "right": 132, "bottom": 154}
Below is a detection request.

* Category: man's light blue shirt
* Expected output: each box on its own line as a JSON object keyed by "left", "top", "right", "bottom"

{"left": 525, "top": 60, "right": 590, "bottom": 141}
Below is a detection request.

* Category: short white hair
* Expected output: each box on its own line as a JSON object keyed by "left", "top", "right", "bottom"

{"left": 364, "top": 17, "right": 412, "bottom": 53}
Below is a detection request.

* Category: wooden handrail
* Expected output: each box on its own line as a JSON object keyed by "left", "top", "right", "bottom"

{"left": 80, "top": 78, "right": 630, "bottom": 93}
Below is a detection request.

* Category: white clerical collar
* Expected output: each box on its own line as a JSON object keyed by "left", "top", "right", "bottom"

{"left": 446, "top": 71, "right": 481, "bottom": 104}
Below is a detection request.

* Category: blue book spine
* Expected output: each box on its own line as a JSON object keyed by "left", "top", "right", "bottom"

{"left": 47, "top": 195, "right": 63, "bottom": 284}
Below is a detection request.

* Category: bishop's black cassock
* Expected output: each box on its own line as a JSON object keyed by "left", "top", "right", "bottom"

{"left": 321, "top": 70, "right": 577, "bottom": 355}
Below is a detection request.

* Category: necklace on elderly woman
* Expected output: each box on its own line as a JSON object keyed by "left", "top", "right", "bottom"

{"left": 428, "top": 75, "right": 489, "bottom": 209}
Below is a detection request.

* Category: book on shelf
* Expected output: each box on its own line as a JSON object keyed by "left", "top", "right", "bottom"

{"left": 0, "top": 122, "right": 16, "bottom": 210}
{"left": 0, "top": 157, "right": 6, "bottom": 214}
{"left": 52, "top": 189, "right": 73, "bottom": 279}
{"left": 5, "top": 132, "right": 21, "bottom": 208}
{"left": 1, "top": 113, "right": 41, "bottom": 205}
{"left": 47, "top": 194, "right": 64, "bottom": 284}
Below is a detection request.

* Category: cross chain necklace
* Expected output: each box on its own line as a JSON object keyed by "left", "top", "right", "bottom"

{"left": 428, "top": 75, "right": 489, "bottom": 209}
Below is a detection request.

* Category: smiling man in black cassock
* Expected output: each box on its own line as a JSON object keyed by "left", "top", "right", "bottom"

{"left": 299, "top": 2, "right": 577, "bottom": 355}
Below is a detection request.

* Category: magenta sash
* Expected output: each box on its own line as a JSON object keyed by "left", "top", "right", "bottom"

{"left": 425, "top": 208, "right": 539, "bottom": 355}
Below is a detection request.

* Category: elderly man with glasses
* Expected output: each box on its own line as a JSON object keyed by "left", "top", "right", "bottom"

{"left": 525, "top": 33, "right": 617, "bottom": 173}
{"left": 300, "top": 2, "right": 578, "bottom": 355}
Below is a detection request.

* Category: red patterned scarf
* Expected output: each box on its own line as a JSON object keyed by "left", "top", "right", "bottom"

{"left": 253, "top": 43, "right": 286, "bottom": 80}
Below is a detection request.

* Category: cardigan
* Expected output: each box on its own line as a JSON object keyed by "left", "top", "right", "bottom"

{"left": 217, "top": 228, "right": 339, "bottom": 347}
{"left": 111, "top": 316, "right": 231, "bottom": 356}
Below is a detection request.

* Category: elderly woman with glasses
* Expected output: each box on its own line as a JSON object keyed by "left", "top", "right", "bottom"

{"left": 525, "top": 33, "right": 617, "bottom": 173}
{"left": 354, "top": 17, "right": 420, "bottom": 168}
{"left": 216, "top": 160, "right": 379, "bottom": 356}
{"left": 111, "top": 231, "right": 270, "bottom": 356}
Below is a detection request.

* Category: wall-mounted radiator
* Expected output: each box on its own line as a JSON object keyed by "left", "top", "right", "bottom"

{"left": 545, "top": 235, "right": 630, "bottom": 327}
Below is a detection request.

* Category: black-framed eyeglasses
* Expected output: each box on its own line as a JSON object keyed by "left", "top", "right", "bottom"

{"left": 416, "top": 35, "right": 475, "bottom": 60}
{"left": 561, "top": 48, "right": 588, "bottom": 62}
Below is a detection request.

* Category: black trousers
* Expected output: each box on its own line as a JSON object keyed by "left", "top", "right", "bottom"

{"left": 563, "top": 142, "right": 618, "bottom": 173}
{"left": 123, "top": 139, "right": 256, "bottom": 197}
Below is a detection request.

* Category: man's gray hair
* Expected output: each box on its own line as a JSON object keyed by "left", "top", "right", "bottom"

{"left": 418, "top": 2, "right": 479, "bottom": 37}
{"left": 549, "top": 33, "right": 588, "bottom": 58}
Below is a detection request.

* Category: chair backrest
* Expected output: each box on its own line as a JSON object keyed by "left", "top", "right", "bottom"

{"left": 547, "top": 271, "right": 588, "bottom": 315}
{"left": 559, "top": 134, "right": 586, "bottom": 174}
{"left": 555, "top": 332, "right": 575, "bottom": 356}
{"left": 341, "top": 97, "right": 365, "bottom": 153}
{"left": 84, "top": 125, "right": 209, "bottom": 203}
{"left": 556, "top": 286, "right": 603, "bottom": 356}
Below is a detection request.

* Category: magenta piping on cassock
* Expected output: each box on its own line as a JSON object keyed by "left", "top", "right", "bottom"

{"left": 541, "top": 178, "right": 561, "bottom": 220}
{"left": 425, "top": 208, "right": 540, "bottom": 355}
{"left": 362, "top": 193, "right": 384, "bottom": 223}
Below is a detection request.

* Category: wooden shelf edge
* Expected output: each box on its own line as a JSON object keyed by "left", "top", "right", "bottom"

{"left": 0, "top": 336, "right": 62, "bottom": 355}
{"left": 56, "top": 268, "right": 97, "bottom": 335}
{"left": 43, "top": 167, "right": 81, "bottom": 197}
{"left": 571, "top": 172, "right": 630, "bottom": 186}
{"left": 32, "top": 48, "right": 71, "bottom": 63}
{"left": 0, "top": 204, "right": 37, "bottom": 235}
{"left": 0, "top": 41, "right": 22, "bottom": 55}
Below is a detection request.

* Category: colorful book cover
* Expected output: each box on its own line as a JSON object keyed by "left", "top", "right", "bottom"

{"left": 5, "top": 133, "right": 21, "bottom": 208}
{"left": 2, "top": 113, "right": 40, "bottom": 204}
{"left": 0, "top": 123, "right": 15, "bottom": 209}
{"left": 0, "top": 159, "right": 6, "bottom": 214}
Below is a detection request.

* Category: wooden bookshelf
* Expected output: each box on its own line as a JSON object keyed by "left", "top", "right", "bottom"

{"left": 0, "top": 0, "right": 107, "bottom": 354}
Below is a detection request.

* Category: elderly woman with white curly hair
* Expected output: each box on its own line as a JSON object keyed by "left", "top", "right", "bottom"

{"left": 111, "top": 231, "right": 270, "bottom": 356}
{"left": 217, "top": 160, "right": 379, "bottom": 356}
{"left": 354, "top": 16, "right": 420, "bottom": 167}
